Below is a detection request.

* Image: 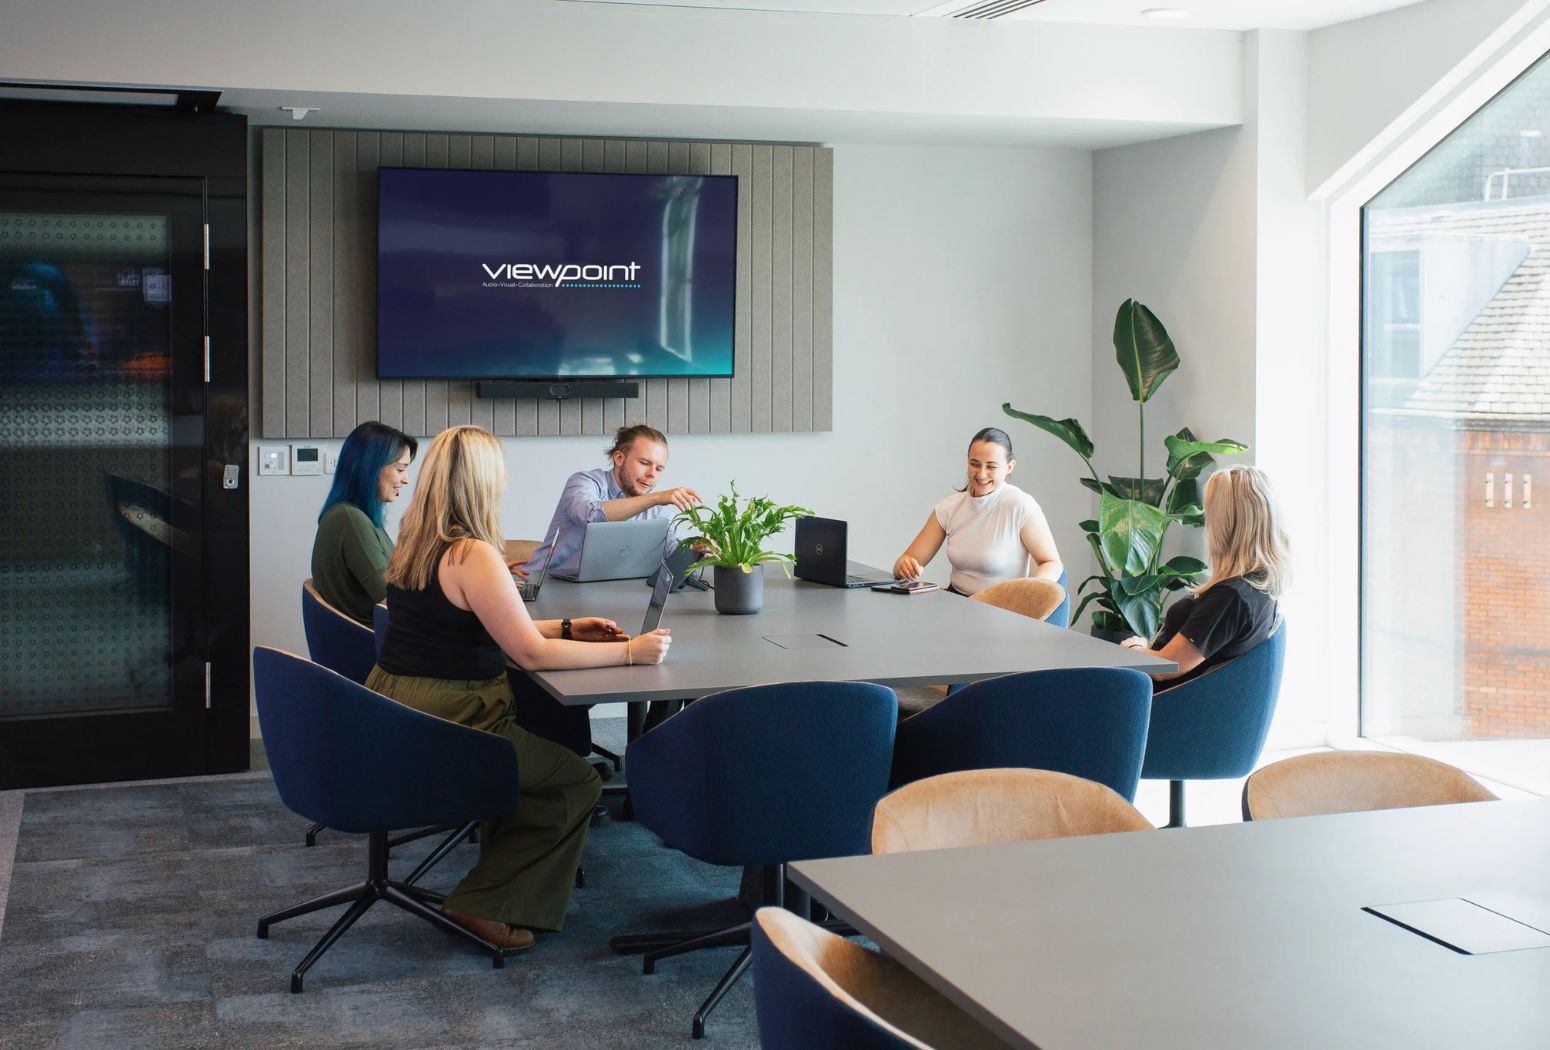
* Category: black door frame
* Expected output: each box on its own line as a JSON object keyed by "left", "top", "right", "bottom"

{"left": 0, "top": 100, "right": 249, "bottom": 787}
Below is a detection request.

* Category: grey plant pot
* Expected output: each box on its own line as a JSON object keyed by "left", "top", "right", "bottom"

{"left": 713, "top": 564, "right": 764, "bottom": 614}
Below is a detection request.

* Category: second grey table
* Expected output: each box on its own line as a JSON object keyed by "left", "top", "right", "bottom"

{"left": 790, "top": 798, "right": 1550, "bottom": 1050}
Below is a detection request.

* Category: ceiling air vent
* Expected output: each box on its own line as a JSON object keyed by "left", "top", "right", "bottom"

{"left": 932, "top": 0, "right": 1048, "bottom": 19}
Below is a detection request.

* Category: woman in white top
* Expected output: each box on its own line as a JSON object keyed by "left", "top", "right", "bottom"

{"left": 892, "top": 427, "right": 1062, "bottom": 595}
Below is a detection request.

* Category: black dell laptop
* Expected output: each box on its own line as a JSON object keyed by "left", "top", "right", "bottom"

{"left": 794, "top": 516, "right": 897, "bottom": 588}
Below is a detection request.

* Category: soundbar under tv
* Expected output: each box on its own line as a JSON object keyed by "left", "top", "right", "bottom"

{"left": 376, "top": 167, "right": 738, "bottom": 383}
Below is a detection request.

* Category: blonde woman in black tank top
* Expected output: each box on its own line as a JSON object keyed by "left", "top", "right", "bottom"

{"left": 367, "top": 425, "right": 671, "bottom": 951}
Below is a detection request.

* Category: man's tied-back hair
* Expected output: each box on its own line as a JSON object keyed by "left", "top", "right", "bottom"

{"left": 605, "top": 423, "right": 668, "bottom": 458}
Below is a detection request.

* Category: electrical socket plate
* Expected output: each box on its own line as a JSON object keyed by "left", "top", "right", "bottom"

{"left": 257, "top": 446, "right": 290, "bottom": 476}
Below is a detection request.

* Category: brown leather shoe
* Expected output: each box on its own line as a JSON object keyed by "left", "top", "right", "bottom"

{"left": 441, "top": 906, "right": 535, "bottom": 951}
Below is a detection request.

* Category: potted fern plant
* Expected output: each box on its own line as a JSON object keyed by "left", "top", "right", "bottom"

{"left": 1003, "top": 298, "right": 1247, "bottom": 641}
{"left": 675, "top": 484, "right": 813, "bottom": 614}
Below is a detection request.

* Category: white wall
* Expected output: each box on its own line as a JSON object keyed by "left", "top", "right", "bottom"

{"left": 250, "top": 143, "right": 1095, "bottom": 710}
{"left": 1089, "top": 31, "right": 1330, "bottom": 748}
{"left": 1307, "top": 0, "right": 1535, "bottom": 191}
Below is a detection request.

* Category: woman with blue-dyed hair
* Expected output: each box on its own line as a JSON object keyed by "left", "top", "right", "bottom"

{"left": 310, "top": 421, "right": 418, "bottom": 624}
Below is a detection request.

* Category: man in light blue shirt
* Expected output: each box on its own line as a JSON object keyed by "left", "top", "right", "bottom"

{"left": 527, "top": 423, "right": 702, "bottom": 579}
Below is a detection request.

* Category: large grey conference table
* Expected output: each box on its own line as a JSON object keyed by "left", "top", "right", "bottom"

{"left": 525, "top": 568, "right": 1172, "bottom": 718}
{"left": 790, "top": 798, "right": 1550, "bottom": 1050}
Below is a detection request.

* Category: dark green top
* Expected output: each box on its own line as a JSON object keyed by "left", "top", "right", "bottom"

{"left": 311, "top": 503, "right": 393, "bottom": 625}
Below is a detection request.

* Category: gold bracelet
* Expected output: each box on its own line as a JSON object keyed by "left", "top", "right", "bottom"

{"left": 625, "top": 638, "right": 633, "bottom": 666}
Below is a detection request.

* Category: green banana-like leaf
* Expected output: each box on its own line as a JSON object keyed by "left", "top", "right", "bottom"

{"left": 1167, "top": 477, "right": 1200, "bottom": 514}
{"left": 1168, "top": 504, "right": 1204, "bottom": 525}
{"left": 1002, "top": 404, "right": 1095, "bottom": 460}
{"left": 1164, "top": 427, "right": 1213, "bottom": 482}
{"left": 1116, "top": 590, "right": 1161, "bottom": 639}
{"left": 1113, "top": 299, "right": 1179, "bottom": 404}
{"left": 1163, "top": 433, "right": 1248, "bottom": 465}
{"left": 1079, "top": 519, "right": 1099, "bottom": 534}
{"left": 1079, "top": 478, "right": 1119, "bottom": 499}
{"left": 1098, "top": 492, "right": 1167, "bottom": 577}
{"left": 1106, "top": 475, "right": 1166, "bottom": 506}
{"left": 1073, "top": 590, "right": 1120, "bottom": 626}
{"left": 1162, "top": 555, "right": 1207, "bottom": 576}
{"left": 1119, "top": 573, "right": 1166, "bottom": 597}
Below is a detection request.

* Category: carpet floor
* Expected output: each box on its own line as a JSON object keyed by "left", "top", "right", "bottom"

{"left": 0, "top": 721, "right": 771, "bottom": 1049}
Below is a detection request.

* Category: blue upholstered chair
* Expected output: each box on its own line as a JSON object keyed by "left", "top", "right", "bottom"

{"left": 1141, "top": 621, "right": 1287, "bottom": 827}
{"left": 252, "top": 647, "right": 523, "bottom": 992}
{"left": 299, "top": 581, "right": 379, "bottom": 847}
{"left": 1049, "top": 566, "right": 1071, "bottom": 629}
{"left": 752, "top": 907, "right": 1008, "bottom": 1050}
{"left": 626, "top": 681, "right": 898, "bottom": 1039}
{"left": 890, "top": 667, "right": 1153, "bottom": 800}
{"left": 302, "top": 579, "right": 377, "bottom": 685}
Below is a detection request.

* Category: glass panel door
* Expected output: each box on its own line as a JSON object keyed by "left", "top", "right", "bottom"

{"left": 0, "top": 176, "right": 208, "bottom": 785}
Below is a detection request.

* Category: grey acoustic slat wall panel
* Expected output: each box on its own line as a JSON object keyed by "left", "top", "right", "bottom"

{"left": 399, "top": 132, "right": 428, "bottom": 438}
{"left": 792, "top": 146, "right": 815, "bottom": 432}
{"left": 731, "top": 143, "right": 753, "bottom": 434}
{"left": 750, "top": 145, "right": 773, "bottom": 432}
{"left": 284, "top": 130, "right": 311, "bottom": 433}
{"left": 260, "top": 129, "right": 287, "bottom": 438}
{"left": 309, "top": 134, "right": 333, "bottom": 436}
{"left": 469, "top": 135, "right": 495, "bottom": 432}
{"left": 258, "top": 128, "right": 832, "bottom": 439}
{"left": 376, "top": 132, "right": 405, "bottom": 432}
{"left": 813, "top": 147, "right": 834, "bottom": 431}
{"left": 329, "top": 131, "right": 353, "bottom": 436}
{"left": 350, "top": 133, "right": 381, "bottom": 432}
{"left": 771, "top": 146, "right": 793, "bottom": 433}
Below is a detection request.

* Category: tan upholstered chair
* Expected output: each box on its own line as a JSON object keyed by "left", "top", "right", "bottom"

{"left": 871, "top": 768, "right": 1154, "bottom": 854}
{"left": 896, "top": 579, "right": 1068, "bottom": 718}
{"left": 1242, "top": 751, "right": 1498, "bottom": 821}
{"left": 504, "top": 538, "right": 542, "bottom": 564}
{"left": 971, "top": 577, "right": 1066, "bottom": 623}
{"left": 751, "top": 907, "right": 1009, "bottom": 1050}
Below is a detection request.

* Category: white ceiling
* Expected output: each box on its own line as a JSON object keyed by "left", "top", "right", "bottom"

{"left": 564, "top": 0, "right": 1428, "bottom": 31}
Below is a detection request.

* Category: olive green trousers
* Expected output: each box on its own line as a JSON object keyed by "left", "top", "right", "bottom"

{"left": 365, "top": 667, "right": 602, "bottom": 932}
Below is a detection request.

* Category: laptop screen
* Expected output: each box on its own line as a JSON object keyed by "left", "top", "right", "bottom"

{"left": 641, "top": 559, "right": 672, "bottom": 634}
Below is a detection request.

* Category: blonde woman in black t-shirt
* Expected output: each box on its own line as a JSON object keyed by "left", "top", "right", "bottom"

{"left": 367, "top": 425, "right": 671, "bottom": 952}
{"left": 1119, "top": 465, "right": 1288, "bottom": 686}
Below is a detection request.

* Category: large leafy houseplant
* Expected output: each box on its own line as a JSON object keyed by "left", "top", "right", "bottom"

{"left": 1003, "top": 299, "right": 1247, "bottom": 640}
{"left": 675, "top": 483, "right": 813, "bottom": 574}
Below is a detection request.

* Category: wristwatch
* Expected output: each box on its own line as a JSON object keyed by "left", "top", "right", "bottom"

{"left": 561, "top": 618, "right": 573, "bottom": 640}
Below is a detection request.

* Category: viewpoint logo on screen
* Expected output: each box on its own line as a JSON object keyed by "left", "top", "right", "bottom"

{"left": 480, "top": 262, "right": 642, "bottom": 289}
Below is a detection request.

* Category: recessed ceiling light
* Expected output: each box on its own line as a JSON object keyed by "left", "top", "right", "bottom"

{"left": 280, "top": 106, "right": 319, "bottom": 121}
{"left": 1521, "top": 129, "right": 1543, "bottom": 138}
{"left": 1142, "top": 7, "right": 1193, "bottom": 18}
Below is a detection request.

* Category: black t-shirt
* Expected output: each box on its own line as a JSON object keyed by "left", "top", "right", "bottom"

{"left": 1151, "top": 576, "right": 1279, "bottom": 688}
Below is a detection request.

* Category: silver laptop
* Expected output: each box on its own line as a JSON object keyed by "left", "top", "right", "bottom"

{"left": 518, "top": 518, "right": 562, "bottom": 602}
{"left": 571, "top": 518, "right": 672, "bottom": 582}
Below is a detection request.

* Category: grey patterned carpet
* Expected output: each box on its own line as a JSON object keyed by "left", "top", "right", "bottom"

{"left": 0, "top": 720, "right": 769, "bottom": 1049}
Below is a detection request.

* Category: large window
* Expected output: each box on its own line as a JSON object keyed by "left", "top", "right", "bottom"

{"left": 1361, "top": 52, "right": 1550, "bottom": 794}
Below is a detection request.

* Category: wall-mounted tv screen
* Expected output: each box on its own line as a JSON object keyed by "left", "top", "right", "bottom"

{"left": 376, "top": 167, "right": 737, "bottom": 381}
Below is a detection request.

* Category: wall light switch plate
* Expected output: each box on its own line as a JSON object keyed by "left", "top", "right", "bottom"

{"left": 291, "top": 444, "right": 323, "bottom": 476}
{"left": 324, "top": 450, "right": 338, "bottom": 475}
{"left": 257, "top": 446, "right": 290, "bottom": 476}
